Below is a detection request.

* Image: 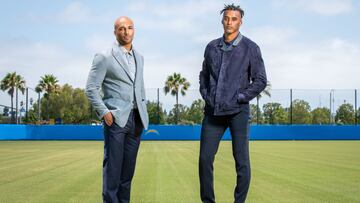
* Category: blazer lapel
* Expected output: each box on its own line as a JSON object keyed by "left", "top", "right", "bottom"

{"left": 111, "top": 43, "right": 134, "bottom": 83}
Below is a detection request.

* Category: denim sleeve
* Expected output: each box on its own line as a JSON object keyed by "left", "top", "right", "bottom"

{"left": 85, "top": 53, "right": 110, "bottom": 119}
{"left": 199, "top": 46, "right": 210, "bottom": 100}
{"left": 238, "top": 45, "right": 267, "bottom": 103}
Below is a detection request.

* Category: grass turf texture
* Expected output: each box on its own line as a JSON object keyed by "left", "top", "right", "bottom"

{"left": 0, "top": 141, "right": 359, "bottom": 203}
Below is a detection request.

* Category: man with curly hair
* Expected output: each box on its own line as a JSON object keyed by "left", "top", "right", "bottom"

{"left": 199, "top": 4, "right": 267, "bottom": 203}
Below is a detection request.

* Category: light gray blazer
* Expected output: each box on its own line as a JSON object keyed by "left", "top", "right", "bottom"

{"left": 85, "top": 43, "right": 149, "bottom": 129}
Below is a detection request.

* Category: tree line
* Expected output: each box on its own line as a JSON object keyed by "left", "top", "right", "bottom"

{"left": 1, "top": 72, "right": 359, "bottom": 125}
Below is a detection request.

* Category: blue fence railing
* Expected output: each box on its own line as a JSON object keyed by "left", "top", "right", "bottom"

{"left": 0, "top": 124, "right": 360, "bottom": 140}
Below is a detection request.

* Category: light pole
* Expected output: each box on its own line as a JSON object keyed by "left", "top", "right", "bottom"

{"left": 290, "top": 89, "right": 293, "bottom": 125}
{"left": 25, "top": 88, "right": 28, "bottom": 120}
{"left": 355, "top": 89, "right": 358, "bottom": 125}
{"left": 27, "top": 86, "right": 41, "bottom": 123}
{"left": 20, "top": 101, "right": 24, "bottom": 123}
{"left": 15, "top": 87, "right": 18, "bottom": 124}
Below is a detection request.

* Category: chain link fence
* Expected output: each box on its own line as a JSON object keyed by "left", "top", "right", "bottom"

{"left": 1, "top": 88, "right": 359, "bottom": 125}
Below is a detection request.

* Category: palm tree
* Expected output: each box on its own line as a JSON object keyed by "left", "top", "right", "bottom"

{"left": 35, "top": 74, "right": 60, "bottom": 120}
{"left": 164, "top": 73, "right": 190, "bottom": 124}
{"left": 1, "top": 72, "right": 26, "bottom": 123}
{"left": 256, "top": 81, "right": 271, "bottom": 124}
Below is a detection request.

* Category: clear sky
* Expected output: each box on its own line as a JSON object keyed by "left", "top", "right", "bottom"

{"left": 1, "top": 0, "right": 360, "bottom": 108}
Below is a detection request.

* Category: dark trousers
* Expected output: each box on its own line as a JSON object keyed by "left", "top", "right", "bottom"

{"left": 102, "top": 109, "right": 144, "bottom": 203}
{"left": 199, "top": 107, "right": 251, "bottom": 203}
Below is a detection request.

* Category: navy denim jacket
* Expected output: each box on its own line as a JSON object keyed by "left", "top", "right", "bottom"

{"left": 199, "top": 35, "right": 267, "bottom": 116}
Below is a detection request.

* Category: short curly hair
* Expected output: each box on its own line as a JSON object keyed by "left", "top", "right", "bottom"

{"left": 220, "top": 3, "right": 244, "bottom": 18}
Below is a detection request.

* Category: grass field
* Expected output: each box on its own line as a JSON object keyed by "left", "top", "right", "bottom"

{"left": 0, "top": 141, "right": 359, "bottom": 203}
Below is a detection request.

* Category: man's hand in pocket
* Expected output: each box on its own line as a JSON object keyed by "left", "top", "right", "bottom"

{"left": 103, "top": 112, "right": 113, "bottom": 126}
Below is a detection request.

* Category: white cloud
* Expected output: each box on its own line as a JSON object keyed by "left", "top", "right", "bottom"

{"left": 0, "top": 39, "right": 93, "bottom": 106}
{"left": 0, "top": 40, "right": 91, "bottom": 89}
{"left": 272, "top": 0, "right": 353, "bottom": 15}
{"left": 57, "top": 2, "right": 91, "bottom": 24}
{"left": 128, "top": 0, "right": 223, "bottom": 35}
{"left": 128, "top": 0, "right": 220, "bottom": 17}
{"left": 56, "top": 1, "right": 114, "bottom": 24}
{"left": 248, "top": 26, "right": 360, "bottom": 89}
{"left": 84, "top": 34, "right": 114, "bottom": 53}
{"left": 245, "top": 26, "right": 297, "bottom": 46}
{"left": 306, "top": 0, "right": 353, "bottom": 15}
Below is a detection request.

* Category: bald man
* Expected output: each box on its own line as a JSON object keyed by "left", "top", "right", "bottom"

{"left": 86, "top": 16, "right": 149, "bottom": 203}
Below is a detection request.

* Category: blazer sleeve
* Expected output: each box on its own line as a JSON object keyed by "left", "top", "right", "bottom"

{"left": 85, "top": 53, "right": 110, "bottom": 119}
{"left": 238, "top": 45, "right": 267, "bottom": 103}
{"left": 141, "top": 56, "right": 147, "bottom": 101}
